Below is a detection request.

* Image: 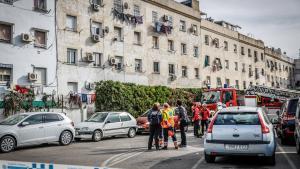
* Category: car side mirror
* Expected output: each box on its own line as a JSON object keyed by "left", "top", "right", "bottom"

{"left": 21, "top": 122, "right": 30, "bottom": 127}
{"left": 106, "top": 120, "right": 111, "bottom": 124}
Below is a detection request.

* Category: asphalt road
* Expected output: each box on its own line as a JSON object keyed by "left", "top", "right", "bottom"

{"left": 0, "top": 131, "right": 299, "bottom": 169}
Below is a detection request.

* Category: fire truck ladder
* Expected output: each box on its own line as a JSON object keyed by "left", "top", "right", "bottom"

{"left": 245, "top": 85, "right": 300, "bottom": 99}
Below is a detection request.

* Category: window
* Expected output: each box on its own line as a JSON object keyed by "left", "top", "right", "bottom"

{"left": 204, "top": 35, "right": 209, "bottom": 45}
{"left": 67, "top": 82, "right": 78, "bottom": 92}
{"left": 113, "top": 0, "right": 123, "bottom": 12}
{"left": 182, "top": 66, "right": 187, "bottom": 77}
{"left": 169, "top": 64, "right": 175, "bottom": 75}
{"left": 34, "top": 67, "right": 46, "bottom": 85}
{"left": 153, "top": 62, "right": 160, "bottom": 73}
{"left": 243, "top": 81, "right": 246, "bottom": 89}
{"left": 225, "top": 79, "right": 230, "bottom": 86}
{"left": 248, "top": 49, "right": 252, "bottom": 57}
{"left": 120, "top": 113, "right": 131, "bottom": 122}
{"left": 206, "top": 76, "right": 211, "bottom": 84}
{"left": 106, "top": 113, "right": 120, "bottom": 123}
{"left": 114, "top": 27, "right": 123, "bottom": 41}
{"left": 181, "top": 43, "right": 187, "bottom": 55}
{"left": 224, "top": 41, "right": 228, "bottom": 51}
{"left": 115, "top": 56, "right": 123, "bottom": 70}
{"left": 234, "top": 62, "right": 238, "bottom": 71}
{"left": 152, "top": 11, "right": 158, "bottom": 23}
{"left": 191, "top": 24, "right": 198, "bottom": 35}
{"left": 0, "top": 23, "right": 12, "bottom": 43}
{"left": 168, "top": 16, "right": 173, "bottom": 26}
{"left": 179, "top": 20, "right": 186, "bottom": 31}
{"left": 133, "top": 5, "right": 140, "bottom": 16}
{"left": 217, "top": 77, "right": 222, "bottom": 87}
{"left": 254, "top": 51, "right": 257, "bottom": 58}
{"left": 241, "top": 46, "right": 245, "bottom": 55}
{"left": 135, "top": 59, "right": 142, "bottom": 72}
{"left": 242, "top": 63, "right": 246, "bottom": 72}
{"left": 235, "top": 80, "right": 239, "bottom": 89}
{"left": 168, "top": 40, "right": 174, "bottom": 51}
{"left": 261, "top": 53, "right": 264, "bottom": 61}
{"left": 67, "top": 48, "right": 77, "bottom": 64}
{"left": 94, "top": 53, "right": 102, "bottom": 67}
{"left": 225, "top": 60, "right": 229, "bottom": 69}
{"left": 66, "top": 15, "right": 77, "bottom": 31}
{"left": 204, "top": 55, "right": 210, "bottom": 67}
{"left": 261, "top": 68, "right": 265, "bottom": 76}
{"left": 44, "top": 114, "right": 62, "bottom": 123}
{"left": 194, "top": 68, "right": 199, "bottom": 79}
{"left": 0, "top": 67, "right": 11, "bottom": 85}
{"left": 91, "top": 21, "right": 102, "bottom": 36}
{"left": 23, "top": 114, "right": 43, "bottom": 125}
{"left": 152, "top": 36, "right": 159, "bottom": 49}
{"left": 234, "top": 44, "right": 237, "bottom": 53}
{"left": 34, "top": 30, "right": 46, "bottom": 48}
{"left": 34, "top": 0, "right": 47, "bottom": 11}
{"left": 134, "top": 31, "right": 141, "bottom": 45}
{"left": 193, "top": 46, "right": 199, "bottom": 57}
{"left": 213, "top": 38, "right": 219, "bottom": 48}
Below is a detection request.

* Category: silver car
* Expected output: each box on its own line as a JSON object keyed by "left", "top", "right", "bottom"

{"left": 75, "top": 112, "right": 137, "bottom": 142}
{"left": 0, "top": 112, "right": 75, "bottom": 153}
{"left": 204, "top": 107, "right": 276, "bottom": 165}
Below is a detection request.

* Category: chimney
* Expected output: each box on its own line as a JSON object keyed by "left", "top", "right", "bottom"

{"left": 192, "top": 0, "right": 200, "bottom": 11}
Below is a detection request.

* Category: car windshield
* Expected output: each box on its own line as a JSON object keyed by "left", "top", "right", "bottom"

{"left": 0, "top": 114, "right": 28, "bottom": 125}
{"left": 86, "top": 113, "right": 108, "bottom": 122}
{"left": 287, "top": 99, "right": 298, "bottom": 115}
{"left": 214, "top": 112, "right": 260, "bottom": 125}
{"left": 202, "top": 91, "right": 220, "bottom": 104}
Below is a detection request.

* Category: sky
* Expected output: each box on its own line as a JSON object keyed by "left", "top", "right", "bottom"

{"left": 199, "top": 0, "right": 300, "bottom": 58}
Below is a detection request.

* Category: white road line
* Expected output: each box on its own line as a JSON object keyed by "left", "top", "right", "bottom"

{"left": 278, "top": 145, "right": 297, "bottom": 169}
{"left": 108, "top": 151, "right": 144, "bottom": 167}
{"left": 191, "top": 156, "right": 204, "bottom": 169}
{"left": 275, "top": 151, "right": 297, "bottom": 154}
{"left": 101, "top": 153, "right": 127, "bottom": 167}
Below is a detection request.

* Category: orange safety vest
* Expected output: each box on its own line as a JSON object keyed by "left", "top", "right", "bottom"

{"left": 161, "top": 108, "right": 175, "bottom": 128}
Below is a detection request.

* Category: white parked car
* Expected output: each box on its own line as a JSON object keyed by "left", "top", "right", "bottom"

{"left": 0, "top": 112, "right": 75, "bottom": 153}
{"left": 75, "top": 112, "right": 137, "bottom": 142}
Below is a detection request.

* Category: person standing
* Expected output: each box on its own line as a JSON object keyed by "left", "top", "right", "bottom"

{"left": 147, "top": 103, "right": 162, "bottom": 150}
{"left": 192, "top": 102, "right": 201, "bottom": 138}
{"left": 177, "top": 100, "right": 189, "bottom": 148}
{"left": 200, "top": 103, "right": 210, "bottom": 135}
{"left": 161, "top": 103, "right": 178, "bottom": 150}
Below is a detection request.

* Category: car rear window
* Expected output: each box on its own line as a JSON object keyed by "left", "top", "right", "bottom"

{"left": 287, "top": 99, "right": 298, "bottom": 114}
{"left": 214, "top": 112, "right": 260, "bottom": 125}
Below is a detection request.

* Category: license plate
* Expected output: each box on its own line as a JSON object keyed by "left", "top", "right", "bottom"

{"left": 138, "top": 126, "right": 143, "bottom": 129}
{"left": 225, "top": 144, "right": 248, "bottom": 151}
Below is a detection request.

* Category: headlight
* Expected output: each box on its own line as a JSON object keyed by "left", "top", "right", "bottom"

{"left": 81, "top": 127, "right": 89, "bottom": 131}
{"left": 145, "top": 122, "right": 150, "bottom": 125}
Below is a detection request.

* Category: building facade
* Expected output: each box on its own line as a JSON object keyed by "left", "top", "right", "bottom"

{"left": 0, "top": 0, "right": 57, "bottom": 100}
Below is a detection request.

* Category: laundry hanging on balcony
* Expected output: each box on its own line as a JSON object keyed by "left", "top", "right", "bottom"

{"left": 112, "top": 8, "right": 143, "bottom": 25}
{"left": 212, "top": 58, "right": 222, "bottom": 72}
{"left": 154, "top": 22, "right": 173, "bottom": 35}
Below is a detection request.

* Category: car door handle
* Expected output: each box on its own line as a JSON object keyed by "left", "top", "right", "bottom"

{"left": 39, "top": 126, "right": 44, "bottom": 129}
{"left": 233, "top": 134, "right": 239, "bottom": 137}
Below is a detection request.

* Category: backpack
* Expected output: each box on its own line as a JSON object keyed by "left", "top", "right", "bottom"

{"left": 150, "top": 110, "right": 160, "bottom": 125}
{"left": 178, "top": 106, "right": 189, "bottom": 126}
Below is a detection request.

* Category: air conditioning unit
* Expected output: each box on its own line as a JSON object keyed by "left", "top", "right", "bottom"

{"left": 28, "top": 73, "right": 37, "bottom": 81}
{"left": 86, "top": 82, "right": 96, "bottom": 90}
{"left": 169, "top": 74, "right": 177, "bottom": 81}
{"left": 109, "top": 57, "right": 116, "bottom": 66}
{"left": 92, "top": 34, "right": 100, "bottom": 42}
{"left": 22, "top": 33, "right": 32, "bottom": 42}
{"left": 92, "top": 3, "right": 100, "bottom": 11}
{"left": 86, "top": 53, "right": 94, "bottom": 62}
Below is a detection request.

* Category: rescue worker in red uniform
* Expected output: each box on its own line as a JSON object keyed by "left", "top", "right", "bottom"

{"left": 200, "top": 103, "right": 210, "bottom": 135}
{"left": 192, "top": 102, "right": 201, "bottom": 138}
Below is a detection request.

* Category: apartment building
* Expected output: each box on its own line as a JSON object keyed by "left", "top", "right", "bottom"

{"left": 0, "top": 0, "right": 57, "bottom": 98}
{"left": 200, "top": 19, "right": 294, "bottom": 89}
{"left": 56, "top": 0, "right": 202, "bottom": 95}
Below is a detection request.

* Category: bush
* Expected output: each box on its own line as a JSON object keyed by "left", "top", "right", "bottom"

{"left": 95, "top": 81, "right": 202, "bottom": 117}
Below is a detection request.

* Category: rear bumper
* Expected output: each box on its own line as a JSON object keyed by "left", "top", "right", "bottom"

{"left": 137, "top": 126, "right": 149, "bottom": 133}
{"left": 75, "top": 131, "right": 93, "bottom": 139}
{"left": 204, "top": 140, "right": 276, "bottom": 157}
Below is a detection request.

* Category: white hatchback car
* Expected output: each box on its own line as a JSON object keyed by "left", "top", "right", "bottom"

{"left": 75, "top": 112, "right": 137, "bottom": 142}
{"left": 0, "top": 112, "right": 75, "bottom": 153}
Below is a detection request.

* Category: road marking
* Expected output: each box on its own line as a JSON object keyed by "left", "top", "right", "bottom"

{"left": 108, "top": 151, "right": 144, "bottom": 167}
{"left": 278, "top": 145, "right": 297, "bottom": 169}
{"left": 101, "top": 153, "right": 127, "bottom": 167}
{"left": 275, "top": 151, "right": 297, "bottom": 154}
{"left": 191, "top": 156, "right": 204, "bottom": 169}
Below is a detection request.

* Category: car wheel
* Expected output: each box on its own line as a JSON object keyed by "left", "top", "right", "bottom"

{"left": 92, "top": 130, "right": 102, "bottom": 142}
{"left": 266, "top": 154, "right": 276, "bottom": 165}
{"left": 204, "top": 153, "right": 216, "bottom": 163}
{"left": 128, "top": 128, "right": 136, "bottom": 138}
{"left": 296, "top": 137, "right": 300, "bottom": 155}
{"left": 59, "top": 130, "right": 73, "bottom": 146}
{"left": 74, "top": 138, "right": 81, "bottom": 142}
{"left": 0, "top": 136, "right": 16, "bottom": 153}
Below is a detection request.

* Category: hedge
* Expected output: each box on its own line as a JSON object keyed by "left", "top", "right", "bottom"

{"left": 95, "top": 81, "right": 202, "bottom": 117}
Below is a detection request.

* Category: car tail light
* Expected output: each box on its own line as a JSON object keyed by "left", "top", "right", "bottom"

{"left": 71, "top": 121, "right": 74, "bottom": 127}
{"left": 258, "top": 113, "right": 270, "bottom": 134}
{"left": 207, "top": 113, "right": 218, "bottom": 133}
